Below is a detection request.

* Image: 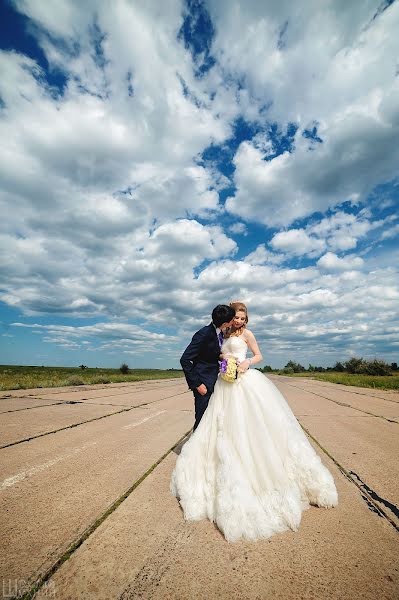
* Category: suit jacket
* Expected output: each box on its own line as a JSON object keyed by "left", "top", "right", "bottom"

{"left": 180, "top": 323, "right": 221, "bottom": 393}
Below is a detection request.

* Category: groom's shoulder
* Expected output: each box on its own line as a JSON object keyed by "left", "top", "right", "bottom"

{"left": 190, "top": 323, "right": 214, "bottom": 340}
{"left": 195, "top": 323, "right": 213, "bottom": 336}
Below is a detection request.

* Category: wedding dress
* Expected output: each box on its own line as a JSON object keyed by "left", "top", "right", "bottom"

{"left": 170, "top": 335, "right": 338, "bottom": 543}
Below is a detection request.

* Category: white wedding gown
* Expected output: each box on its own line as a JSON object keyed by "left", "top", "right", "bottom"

{"left": 170, "top": 336, "right": 338, "bottom": 543}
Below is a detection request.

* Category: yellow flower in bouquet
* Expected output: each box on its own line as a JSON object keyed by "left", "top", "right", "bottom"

{"left": 220, "top": 356, "right": 239, "bottom": 383}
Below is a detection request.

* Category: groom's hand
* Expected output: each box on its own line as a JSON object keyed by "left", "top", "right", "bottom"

{"left": 196, "top": 383, "right": 207, "bottom": 396}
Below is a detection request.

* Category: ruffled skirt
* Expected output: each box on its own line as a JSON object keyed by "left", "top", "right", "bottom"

{"left": 170, "top": 370, "right": 338, "bottom": 543}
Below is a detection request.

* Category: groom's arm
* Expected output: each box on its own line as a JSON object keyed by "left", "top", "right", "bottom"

{"left": 180, "top": 328, "right": 207, "bottom": 390}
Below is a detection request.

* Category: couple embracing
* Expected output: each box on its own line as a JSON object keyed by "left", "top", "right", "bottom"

{"left": 170, "top": 301, "right": 338, "bottom": 544}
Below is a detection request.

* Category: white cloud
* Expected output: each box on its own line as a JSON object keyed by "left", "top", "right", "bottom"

{"left": 1, "top": 1, "right": 398, "bottom": 367}
{"left": 244, "top": 244, "right": 284, "bottom": 265}
{"left": 228, "top": 222, "right": 248, "bottom": 235}
{"left": 381, "top": 223, "right": 399, "bottom": 240}
{"left": 216, "top": 2, "right": 399, "bottom": 226}
{"left": 270, "top": 228, "right": 326, "bottom": 257}
{"left": 317, "top": 252, "right": 364, "bottom": 271}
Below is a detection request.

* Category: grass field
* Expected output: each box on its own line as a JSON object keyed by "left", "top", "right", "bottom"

{"left": 1, "top": 365, "right": 398, "bottom": 392}
{"left": 0, "top": 365, "right": 185, "bottom": 391}
{"left": 272, "top": 370, "right": 399, "bottom": 390}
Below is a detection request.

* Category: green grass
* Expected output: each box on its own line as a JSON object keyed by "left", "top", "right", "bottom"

{"left": 0, "top": 365, "right": 184, "bottom": 391}
{"left": 271, "top": 370, "right": 399, "bottom": 390}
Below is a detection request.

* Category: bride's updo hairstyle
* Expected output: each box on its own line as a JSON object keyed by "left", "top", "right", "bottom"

{"left": 228, "top": 301, "right": 248, "bottom": 337}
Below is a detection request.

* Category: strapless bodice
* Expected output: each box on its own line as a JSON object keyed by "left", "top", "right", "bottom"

{"left": 221, "top": 336, "right": 248, "bottom": 362}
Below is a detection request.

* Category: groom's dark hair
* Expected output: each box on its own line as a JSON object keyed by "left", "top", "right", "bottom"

{"left": 212, "top": 304, "right": 235, "bottom": 328}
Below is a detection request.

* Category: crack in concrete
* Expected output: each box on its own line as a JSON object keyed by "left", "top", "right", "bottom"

{"left": 349, "top": 470, "right": 399, "bottom": 522}
{"left": 298, "top": 422, "right": 399, "bottom": 533}
{"left": 278, "top": 379, "right": 398, "bottom": 424}
{"left": 0, "top": 380, "right": 186, "bottom": 403}
{"left": 0, "top": 390, "right": 190, "bottom": 450}
{"left": 16, "top": 428, "right": 193, "bottom": 600}
{"left": 273, "top": 375, "right": 399, "bottom": 403}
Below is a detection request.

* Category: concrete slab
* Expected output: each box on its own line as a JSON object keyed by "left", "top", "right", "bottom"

{"left": 270, "top": 374, "right": 399, "bottom": 402}
{"left": 30, "top": 387, "right": 188, "bottom": 408}
{"left": 272, "top": 387, "right": 362, "bottom": 417}
{"left": 0, "top": 397, "right": 65, "bottom": 413}
{"left": 0, "top": 407, "right": 192, "bottom": 591}
{"left": 33, "top": 445, "right": 399, "bottom": 600}
{"left": 0, "top": 386, "right": 191, "bottom": 446}
{"left": 2, "top": 376, "right": 398, "bottom": 600}
{"left": 0, "top": 378, "right": 185, "bottom": 398}
{"left": 272, "top": 377, "right": 399, "bottom": 422}
{"left": 34, "top": 382, "right": 187, "bottom": 403}
{"left": 149, "top": 393, "right": 194, "bottom": 412}
{"left": 300, "top": 415, "right": 399, "bottom": 527}
{"left": 0, "top": 403, "right": 125, "bottom": 447}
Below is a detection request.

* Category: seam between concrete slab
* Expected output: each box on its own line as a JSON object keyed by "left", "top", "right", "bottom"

{"left": 16, "top": 428, "right": 192, "bottom": 600}
{"left": 279, "top": 380, "right": 399, "bottom": 424}
{"left": 299, "top": 421, "right": 399, "bottom": 533}
{"left": 272, "top": 375, "right": 399, "bottom": 403}
{"left": 0, "top": 402, "right": 67, "bottom": 414}
{"left": 0, "top": 381, "right": 186, "bottom": 402}
{"left": 0, "top": 377, "right": 185, "bottom": 400}
{"left": 0, "top": 391, "right": 191, "bottom": 450}
{"left": 1, "top": 400, "right": 146, "bottom": 414}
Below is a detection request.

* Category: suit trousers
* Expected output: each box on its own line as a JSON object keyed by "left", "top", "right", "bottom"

{"left": 193, "top": 388, "right": 213, "bottom": 431}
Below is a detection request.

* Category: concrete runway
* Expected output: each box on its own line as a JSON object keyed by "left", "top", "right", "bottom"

{"left": 0, "top": 375, "right": 397, "bottom": 599}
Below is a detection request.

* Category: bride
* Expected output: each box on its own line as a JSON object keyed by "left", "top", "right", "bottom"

{"left": 170, "top": 302, "right": 338, "bottom": 543}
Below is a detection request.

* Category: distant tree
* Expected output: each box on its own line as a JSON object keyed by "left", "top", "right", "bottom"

{"left": 364, "top": 359, "right": 391, "bottom": 376}
{"left": 333, "top": 361, "right": 345, "bottom": 372}
{"left": 262, "top": 365, "right": 273, "bottom": 372}
{"left": 391, "top": 362, "right": 398, "bottom": 371}
{"left": 308, "top": 364, "right": 315, "bottom": 372}
{"left": 120, "top": 363, "right": 129, "bottom": 374}
{"left": 79, "top": 364, "right": 88, "bottom": 370}
{"left": 344, "top": 357, "right": 367, "bottom": 374}
{"left": 284, "top": 360, "right": 305, "bottom": 373}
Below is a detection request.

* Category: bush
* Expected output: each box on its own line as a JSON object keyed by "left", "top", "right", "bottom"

{"left": 65, "top": 377, "right": 85, "bottom": 386}
{"left": 120, "top": 363, "right": 129, "bottom": 374}
{"left": 364, "top": 359, "right": 392, "bottom": 376}
{"left": 79, "top": 364, "right": 88, "bottom": 370}
{"left": 91, "top": 376, "right": 111, "bottom": 384}
{"left": 341, "top": 356, "right": 392, "bottom": 376}
{"left": 344, "top": 357, "right": 368, "bottom": 374}
{"left": 333, "top": 361, "right": 345, "bottom": 372}
{"left": 284, "top": 360, "right": 305, "bottom": 373}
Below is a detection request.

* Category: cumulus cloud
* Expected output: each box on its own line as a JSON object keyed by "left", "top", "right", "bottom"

{"left": 1, "top": 0, "right": 398, "bottom": 367}
{"left": 266, "top": 209, "right": 388, "bottom": 260}
{"left": 218, "top": 1, "right": 399, "bottom": 226}
{"left": 228, "top": 222, "right": 248, "bottom": 235}
{"left": 270, "top": 229, "right": 326, "bottom": 257}
{"left": 244, "top": 244, "right": 284, "bottom": 265}
{"left": 317, "top": 252, "right": 364, "bottom": 271}
{"left": 12, "top": 321, "right": 174, "bottom": 354}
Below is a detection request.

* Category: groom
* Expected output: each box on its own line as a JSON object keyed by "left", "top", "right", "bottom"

{"left": 180, "top": 304, "right": 235, "bottom": 431}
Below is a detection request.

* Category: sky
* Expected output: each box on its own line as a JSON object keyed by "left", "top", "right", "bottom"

{"left": 0, "top": 0, "right": 398, "bottom": 370}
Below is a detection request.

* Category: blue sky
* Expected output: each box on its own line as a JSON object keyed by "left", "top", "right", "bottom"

{"left": 1, "top": 0, "right": 398, "bottom": 369}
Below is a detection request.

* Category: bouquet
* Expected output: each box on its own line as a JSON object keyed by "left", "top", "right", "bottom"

{"left": 219, "top": 356, "right": 239, "bottom": 383}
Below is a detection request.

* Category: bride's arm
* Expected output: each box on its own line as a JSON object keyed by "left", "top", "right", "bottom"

{"left": 239, "top": 329, "right": 263, "bottom": 372}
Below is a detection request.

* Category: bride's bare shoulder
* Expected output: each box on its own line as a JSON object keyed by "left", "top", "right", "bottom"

{"left": 243, "top": 328, "right": 256, "bottom": 340}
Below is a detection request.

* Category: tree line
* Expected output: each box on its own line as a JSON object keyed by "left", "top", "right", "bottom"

{"left": 260, "top": 357, "right": 398, "bottom": 376}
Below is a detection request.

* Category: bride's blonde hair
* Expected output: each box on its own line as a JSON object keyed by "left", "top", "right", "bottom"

{"left": 227, "top": 301, "right": 248, "bottom": 337}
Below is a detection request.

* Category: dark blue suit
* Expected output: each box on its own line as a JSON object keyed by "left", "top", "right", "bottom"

{"left": 180, "top": 323, "right": 221, "bottom": 430}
